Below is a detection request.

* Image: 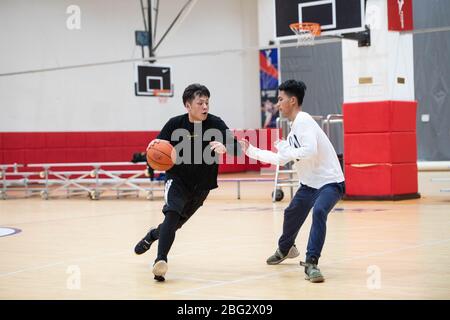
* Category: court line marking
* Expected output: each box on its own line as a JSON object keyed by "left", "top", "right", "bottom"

{"left": 169, "top": 276, "right": 227, "bottom": 284}
{"left": 0, "top": 235, "right": 258, "bottom": 278}
{"left": 0, "top": 209, "right": 161, "bottom": 226}
{"left": 321, "top": 282, "right": 450, "bottom": 293}
{"left": 170, "top": 291, "right": 261, "bottom": 300}
{"left": 1, "top": 237, "right": 449, "bottom": 299}
{"left": 1, "top": 225, "right": 448, "bottom": 281}
{"left": 0, "top": 250, "right": 128, "bottom": 278}
{"left": 174, "top": 237, "right": 450, "bottom": 296}
{"left": 1, "top": 225, "right": 449, "bottom": 298}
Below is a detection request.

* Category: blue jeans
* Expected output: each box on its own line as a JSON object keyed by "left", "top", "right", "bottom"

{"left": 278, "top": 182, "right": 344, "bottom": 261}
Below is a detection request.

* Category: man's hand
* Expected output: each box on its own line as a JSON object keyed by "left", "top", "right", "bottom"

{"left": 210, "top": 141, "right": 227, "bottom": 154}
{"left": 239, "top": 139, "right": 251, "bottom": 153}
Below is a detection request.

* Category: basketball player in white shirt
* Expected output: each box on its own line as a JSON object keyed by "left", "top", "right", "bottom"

{"left": 240, "top": 80, "right": 345, "bottom": 283}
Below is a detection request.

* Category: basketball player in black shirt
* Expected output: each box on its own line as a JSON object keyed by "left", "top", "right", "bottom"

{"left": 134, "top": 83, "right": 241, "bottom": 281}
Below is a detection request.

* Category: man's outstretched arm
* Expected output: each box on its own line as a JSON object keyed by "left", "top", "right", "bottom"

{"left": 239, "top": 139, "right": 292, "bottom": 166}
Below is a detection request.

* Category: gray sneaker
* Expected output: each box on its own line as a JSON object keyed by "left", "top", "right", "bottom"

{"left": 300, "top": 260, "right": 324, "bottom": 283}
{"left": 266, "top": 245, "right": 300, "bottom": 265}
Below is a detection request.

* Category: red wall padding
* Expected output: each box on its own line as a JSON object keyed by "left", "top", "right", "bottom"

{"left": 345, "top": 163, "right": 418, "bottom": 196}
{"left": 343, "top": 100, "right": 417, "bottom": 133}
{"left": 0, "top": 130, "right": 282, "bottom": 173}
{"left": 344, "top": 132, "right": 417, "bottom": 164}
{"left": 0, "top": 131, "right": 159, "bottom": 166}
{"left": 343, "top": 100, "right": 418, "bottom": 197}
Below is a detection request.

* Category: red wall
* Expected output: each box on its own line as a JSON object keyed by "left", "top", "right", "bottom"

{"left": 0, "top": 129, "right": 281, "bottom": 173}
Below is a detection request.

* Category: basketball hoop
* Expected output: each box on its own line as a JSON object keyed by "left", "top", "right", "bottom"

{"left": 154, "top": 89, "right": 171, "bottom": 104}
{"left": 289, "top": 22, "right": 321, "bottom": 46}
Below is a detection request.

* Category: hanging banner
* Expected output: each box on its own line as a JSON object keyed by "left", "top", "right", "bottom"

{"left": 387, "top": 0, "right": 413, "bottom": 31}
{"left": 259, "top": 48, "right": 279, "bottom": 128}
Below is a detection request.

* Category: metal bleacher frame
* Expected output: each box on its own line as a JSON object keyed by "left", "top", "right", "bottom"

{"left": 0, "top": 162, "right": 165, "bottom": 200}
{"left": 0, "top": 162, "right": 282, "bottom": 200}
{"left": 0, "top": 162, "right": 279, "bottom": 201}
{"left": 0, "top": 164, "right": 36, "bottom": 200}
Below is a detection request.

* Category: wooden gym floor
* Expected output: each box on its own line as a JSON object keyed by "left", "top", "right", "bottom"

{"left": 0, "top": 171, "right": 449, "bottom": 300}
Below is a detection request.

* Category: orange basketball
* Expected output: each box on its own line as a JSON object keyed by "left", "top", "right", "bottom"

{"left": 146, "top": 140, "right": 176, "bottom": 171}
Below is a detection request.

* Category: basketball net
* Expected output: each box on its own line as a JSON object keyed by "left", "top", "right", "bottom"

{"left": 154, "top": 89, "right": 171, "bottom": 104}
{"left": 289, "top": 22, "right": 321, "bottom": 47}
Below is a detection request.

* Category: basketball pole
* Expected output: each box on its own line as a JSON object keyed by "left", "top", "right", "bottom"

{"left": 148, "top": 0, "right": 154, "bottom": 58}
{"left": 138, "top": 0, "right": 148, "bottom": 59}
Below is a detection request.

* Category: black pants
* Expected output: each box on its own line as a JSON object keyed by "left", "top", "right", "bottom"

{"left": 151, "top": 178, "right": 209, "bottom": 262}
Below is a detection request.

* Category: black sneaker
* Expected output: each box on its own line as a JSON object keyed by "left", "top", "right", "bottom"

{"left": 153, "top": 260, "right": 168, "bottom": 282}
{"left": 266, "top": 244, "right": 300, "bottom": 265}
{"left": 134, "top": 228, "right": 156, "bottom": 255}
{"left": 300, "top": 257, "right": 324, "bottom": 283}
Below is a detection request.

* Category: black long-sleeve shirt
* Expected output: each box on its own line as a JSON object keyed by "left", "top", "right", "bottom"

{"left": 157, "top": 113, "right": 242, "bottom": 190}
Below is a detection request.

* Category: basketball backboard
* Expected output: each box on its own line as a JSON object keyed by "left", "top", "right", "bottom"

{"left": 135, "top": 63, "right": 173, "bottom": 97}
{"left": 275, "top": 0, "right": 366, "bottom": 40}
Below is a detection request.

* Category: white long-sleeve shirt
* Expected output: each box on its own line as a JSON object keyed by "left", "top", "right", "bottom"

{"left": 246, "top": 111, "right": 344, "bottom": 189}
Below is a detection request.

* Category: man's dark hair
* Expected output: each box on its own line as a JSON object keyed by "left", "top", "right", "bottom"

{"left": 278, "top": 80, "right": 307, "bottom": 106}
{"left": 182, "top": 83, "right": 210, "bottom": 105}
